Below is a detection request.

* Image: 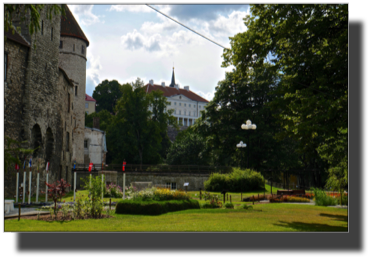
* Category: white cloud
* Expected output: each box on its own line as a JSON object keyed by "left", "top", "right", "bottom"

{"left": 86, "top": 52, "right": 102, "bottom": 87}
{"left": 121, "top": 30, "right": 162, "bottom": 52}
{"left": 69, "top": 5, "right": 100, "bottom": 26}
{"left": 108, "top": 5, "right": 153, "bottom": 13}
{"left": 208, "top": 10, "right": 249, "bottom": 38}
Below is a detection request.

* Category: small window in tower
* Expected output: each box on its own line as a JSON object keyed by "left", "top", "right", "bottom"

{"left": 51, "top": 28, "right": 53, "bottom": 41}
{"left": 84, "top": 140, "right": 88, "bottom": 149}
{"left": 59, "top": 41, "right": 63, "bottom": 48}
{"left": 75, "top": 86, "right": 78, "bottom": 96}
{"left": 68, "top": 93, "right": 70, "bottom": 113}
{"left": 41, "top": 21, "right": 44, "bottom": 35}
{"left": 82, "top": 45, "right": 85, "bottom": 54}
{"left": 66, "top": 132, "right": 69, "bottom": 151}
{"left": 73, "top": 44, "right": 75, "bottom": 52}
{"left": 85, "top": 103, "right": 89, "bottom": 109}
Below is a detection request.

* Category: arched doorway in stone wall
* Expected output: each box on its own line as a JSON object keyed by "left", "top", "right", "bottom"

{"left": 45, "top": 127, "right": 54, "bottom": 163}
{"left": 31, "top": 124, "right": 42, "bottom": 158}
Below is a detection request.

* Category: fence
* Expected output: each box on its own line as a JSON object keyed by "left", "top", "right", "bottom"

{"left": 75, "top": 164, "right": 232, "bottom": 175}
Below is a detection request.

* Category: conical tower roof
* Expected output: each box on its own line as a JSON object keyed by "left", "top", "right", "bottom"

{"left": 169, "top": 67, "right": 176, "bottom": 87}
{"left": 61, "top": 5, "right": 89, "bottom": 47}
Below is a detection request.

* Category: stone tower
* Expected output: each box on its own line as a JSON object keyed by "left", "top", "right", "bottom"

{"left": 59, "top": 5, "right": 89, "bottom": 165}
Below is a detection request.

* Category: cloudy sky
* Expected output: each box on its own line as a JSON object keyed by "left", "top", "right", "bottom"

{"left": 68, "top": 3, "right": 250, "bottom": 101}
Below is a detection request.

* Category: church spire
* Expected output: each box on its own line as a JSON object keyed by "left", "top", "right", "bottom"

{"left": 169, "top": 67, "right": 176, "bottom": 87}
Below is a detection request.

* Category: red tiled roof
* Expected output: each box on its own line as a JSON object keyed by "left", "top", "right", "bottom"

{"left": 144, "top": 84, "right": 209, "bottom": 103}
{"left": 5, "top": 29, "right": 30, "bottom": 48}
{"left": 61, "top": 5, "right": 89, "bottom": 46}
{"left": 85, "top": 94, "right": 96, "bottom": 102}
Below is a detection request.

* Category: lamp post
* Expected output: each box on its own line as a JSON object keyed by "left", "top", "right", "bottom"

{"left": 241, "top": 120, "right": 257, "bottom": 169}
{"left": 236, "top": 141, "right": 246, "bottom": 168}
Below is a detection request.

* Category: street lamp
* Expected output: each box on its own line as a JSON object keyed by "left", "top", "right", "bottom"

{"left": 241, "top": 120, "right": 257, "bottom": 169}
{"left": 236, "top": 141, "right": 246, "bottom": 168}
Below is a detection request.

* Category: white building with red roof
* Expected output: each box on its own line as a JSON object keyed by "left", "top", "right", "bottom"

{"left": 144, "top": 68, "right": 209, "bottom": 126}
{"left": 85, "top": 94, "right": 96, "bottom": 114}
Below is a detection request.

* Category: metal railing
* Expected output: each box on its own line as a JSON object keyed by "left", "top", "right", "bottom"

{"left": 74, "top": 164, "right": 233, "bottom": 175}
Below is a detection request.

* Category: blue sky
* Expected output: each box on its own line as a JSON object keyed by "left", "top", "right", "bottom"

{"left": 68, "top": 3, "right": 250, "bottom": 101}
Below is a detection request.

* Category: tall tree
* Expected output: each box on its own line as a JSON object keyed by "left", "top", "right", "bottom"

{"left": 108, "top": 78, "right": 176, "bottom": 166}
{"left": 222, "top": 4, "right": 348, "bottom": 175}
{"left": 92, "top": 80, "right": 122, "bottom": 114}
{"left": 194, "top": 64, "right": 299, "bottom": 172}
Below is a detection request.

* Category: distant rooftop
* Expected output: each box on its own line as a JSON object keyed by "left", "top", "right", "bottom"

{"left": 85, "top": 94, "right": 96, "bottom": 102}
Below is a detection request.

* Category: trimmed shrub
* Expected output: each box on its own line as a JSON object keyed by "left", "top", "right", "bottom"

{"left": 224, "top": 202, "right": 234, "bottom": 209}
{"left": 204, "top": 168, "right": 265, "bottom": 192}
{"left": 115, "top": 199, "right": 200, "bottom": 215}
{"left": 239, "top": 204, "right": 253, "bottom": 210}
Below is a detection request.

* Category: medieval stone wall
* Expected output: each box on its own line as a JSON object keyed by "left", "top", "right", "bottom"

{"left": 59, "top": 36, "right": 87, "bottom": 165}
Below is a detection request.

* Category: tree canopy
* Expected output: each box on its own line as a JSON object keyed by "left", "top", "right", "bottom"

{"left": 222, "top": 4, "right": 348, "bottom": 174}
{"left": 92, "top": 80, "right": 122, "bottom": 114}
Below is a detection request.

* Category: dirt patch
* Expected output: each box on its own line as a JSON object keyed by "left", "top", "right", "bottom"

{"left": 6, "top": 211, "right": 113, "bottom": 221}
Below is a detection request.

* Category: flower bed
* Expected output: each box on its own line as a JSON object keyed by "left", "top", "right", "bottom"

{"left": 269, "top": 195, "right": 311, "bottom": 203}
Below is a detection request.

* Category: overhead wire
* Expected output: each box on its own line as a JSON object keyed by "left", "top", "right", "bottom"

{"left": 146, "top": 4, "right": 230, "bottom": 50}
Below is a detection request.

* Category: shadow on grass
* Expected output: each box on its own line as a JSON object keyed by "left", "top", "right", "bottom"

{"left": 274, "top": 221, "right": 348, "bottom": 232}
{"left": 319, "top": 213, "right": 348, "bottom": 222}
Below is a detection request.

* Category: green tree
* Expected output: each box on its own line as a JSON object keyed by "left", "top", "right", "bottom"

{"left": 5, "top": 4, "right": 65, "bottom": 45}
{"left": 194, "top": 64, "right": 299, "bottom": 172}
{"left": 92, "top": 80, "right": 122, "bottom": 114}
{"left": 222, "top": 4, "right": 348, "bottom": 176}
{"left": 108, "top": 78, "right": 176, "bottom": 166}
{"left": 166, "top": 128, "right": 210, "bottom": 166}
{"left": 85, "top": 109, "right": 113, "bottom": 131}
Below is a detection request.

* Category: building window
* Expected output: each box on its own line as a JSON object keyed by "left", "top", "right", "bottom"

{"left": 85, "top": 103, "right": 88, "bottom": 108}
{"left": 66, "top": 132, "right": 69, "bottom": 151}
{"left": 59, "top": 41, "right": 63, "bottom": 48}
{"left": 41, "top": 20, "right": 43, "bottom": 35}
{"left": 51, "top": 28, "right": 53, "bottom": 41}
{"left": 194, "top": 111, "right": 196, "bottom": 116}
{"left": 179, "top": 96, "right": 181, "bottom": 99}
{"left": 68, "top": 93, "right": 70, "bottom": 113}
{"left": 75, "top": 86, "right": 78, "bottom": 96}
{"left": 4, "top": 52, "right": 7, "bottom": 81}
{"left": 174, "top": 102, "right": 176, "bottom": 105}
{"left": 73, "top": 44, "right": 75, "bottom": 51}
{"left": 184, "top": 103, "right": 186, "bottom": 107}
{"left": 165, "top": 183, "right": 176, "bottom": 190}
{"left": 82, "top": 45, "right": 85, "bottom": 54}
{"left": 179, "top": 110, "right": 181, "bottom": 115}
{"left": 84, "top": 140, "right": 88, "bottom": 149}
{"left": 179, "top": 103, "right": 181, "bottom": 106}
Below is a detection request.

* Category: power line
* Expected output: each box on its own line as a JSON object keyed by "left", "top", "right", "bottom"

{"left": 146, "top": 4, "right": 230, "bottom": 50}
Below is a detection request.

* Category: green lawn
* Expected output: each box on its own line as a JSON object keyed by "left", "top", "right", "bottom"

{"left": 4, "top": 203, "right": 347, "bottom": 232}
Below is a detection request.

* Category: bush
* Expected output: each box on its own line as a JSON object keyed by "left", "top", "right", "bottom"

{"left": 312, "top": 188, "right": 338, "bottom": 206}
{"left": 115, "top": 199, "right": 200, "bottom": 215}
{"left": 224, "top": 202, "right": 234, "bottom": 209}
{"left": 153, "top": 187, "right": 190, "bottom": 201}
{"left": 204, "top": 168, "right": 265, "bottom": 192}
{"left": 239, "top": 204, "right": 253, "bottom": 210}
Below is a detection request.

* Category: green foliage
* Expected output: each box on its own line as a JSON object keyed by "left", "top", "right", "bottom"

{"left": 193, "top": 63, "right": 299, "bottom": 171}
{"left": 80, "top": 175, "right": 105, "bottom": 218}
{"left": 92, "top": 80, "right": 122, "bottom": 114}
{"left": 222, "top": 4, "right": 348, "bottom": 173}
{"left": 104, "top": 183, "right": 123, "bottom": 198}
{"left": 204, "top": 168, "right": 265, "bottom": 192}
{"left": 115, "top": 199, "right": 200, "bottom": 215}
{"left": 325, "top": 162, "right": 348, "bottom": 205}
{"left": 239, "top": 204, "right": 253, "bottom": 210}
{"left": 85, "top": 109, "right": 113, "bottom": 131}
{"left": 312, "top": 188, "right": 338, "bottom": 206}
{"left": 224, "top": 202, "right": 234, "bottom": 209}
{"left": 4, "top": 136, "right": 34, "bottom": 171}
{"left": 166, "top": 127, "right": 210, "bottom": 165}
{"left": 107, "top": 78, "right": 176, "bottom": 165}
{"left": 5, "top": 4, "right": 65, "bottom": 48}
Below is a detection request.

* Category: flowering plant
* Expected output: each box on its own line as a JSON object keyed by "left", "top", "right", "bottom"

{"left": 104, "top": 183, "right": 123, "bottom": 198}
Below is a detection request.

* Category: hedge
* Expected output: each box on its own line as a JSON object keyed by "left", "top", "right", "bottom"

{"left": 115, "top": 199, "right": 200, "bottom": 215}
{"left": 204, "top": 168, "right": 265, "bottom": 192}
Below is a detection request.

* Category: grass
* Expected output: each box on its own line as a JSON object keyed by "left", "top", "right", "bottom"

{"left": 4, "top": 203, "right": 347, "bottom": 232}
